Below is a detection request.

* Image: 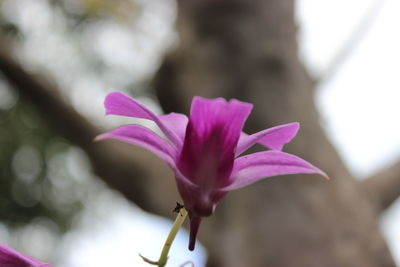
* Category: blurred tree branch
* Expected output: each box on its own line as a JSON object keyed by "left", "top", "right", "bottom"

{"left": 0, "top": 39, "right": 178, "bottom": 218}
{"left": 362, "top": 162, "right": 400, "bottom": 212}
{"left": 316, "top": 0, "right": 386, "bottom": 87}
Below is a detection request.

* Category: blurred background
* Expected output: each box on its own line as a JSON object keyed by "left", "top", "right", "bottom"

{"left": 0, "top": 0, "right": 399, "bottom": 266}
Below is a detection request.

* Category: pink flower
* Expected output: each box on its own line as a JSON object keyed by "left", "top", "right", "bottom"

{"left": 97, "top": 92, "right": 326, "bottom": 250}
{"left": 0, "top": 243, "right": 53, "bottom": 267}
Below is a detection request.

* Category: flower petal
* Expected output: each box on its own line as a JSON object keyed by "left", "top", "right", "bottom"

{"left": 224, "top": 151, "right": 327, "bottom": 191}
{"left": 188, "top": 215, "right": 202, "bottom": 251}
{"left": 178, "top": 97, "right": 253, "bottom": 189}
{"left": 104, "top": 92, "right": 182, "bottom": 149}
{"left": 0, "top": 243, "right": 53, "bottom": 267}
{"left": 236, "top": 122, "right": 300, "bottom": 155}
{"left": 159, "top": 112, "right": 188, "bottom": 141}
{"left": 95, "top": 125, "right": 178, "bottom": 167}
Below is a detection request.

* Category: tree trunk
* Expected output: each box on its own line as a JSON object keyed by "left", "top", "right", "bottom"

{"left": 154, "top": 0, "right": 396, "bottom": 266}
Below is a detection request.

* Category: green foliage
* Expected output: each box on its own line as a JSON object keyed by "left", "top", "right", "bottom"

{"left": 0, "top": 95, "right": 83, "bottom": 232}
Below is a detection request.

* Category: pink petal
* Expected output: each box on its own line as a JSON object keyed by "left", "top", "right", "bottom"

{"left": 224, "top": 151, "right": 327, "bottom": 191}
{"left": 236, "top": 122, "right": 300, "bottom": 156}
{"left": 95, "top": 125, "right": 178, "bottom": 168}
{"left": 0, "top": 243, "right": 53, "bottom": 267}
{"left": 178, "top": 97, "right": 253, "bottom": 189}
{"left": 104, "top": 92, "right": 182, "bottom": 149}
{"left": 159, "top": 112, "right": 188, "bottom": 141}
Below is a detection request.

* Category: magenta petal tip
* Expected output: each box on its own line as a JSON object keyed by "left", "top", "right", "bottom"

{"left": 188, "top": 216, "right": 202, "bottom": 251}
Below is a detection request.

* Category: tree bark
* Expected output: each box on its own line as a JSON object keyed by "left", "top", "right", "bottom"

{"left": 154, "top": 0, "right": 397, "bottom": 266}
{"left": 362, "top": 162, "right": 400, "bottom": 213}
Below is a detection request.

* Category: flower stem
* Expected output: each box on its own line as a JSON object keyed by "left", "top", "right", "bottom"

{"left": 140, "top": 208, "right": 188, "bottom": 267}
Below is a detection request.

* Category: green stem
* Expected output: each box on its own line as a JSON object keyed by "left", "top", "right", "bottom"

{"left": 140, "top": 208, "right": 188, "bottom": 267}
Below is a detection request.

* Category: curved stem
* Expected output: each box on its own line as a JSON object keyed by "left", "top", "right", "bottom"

{"left": 140, "top": 208, "right": 188, "bottom": 267}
